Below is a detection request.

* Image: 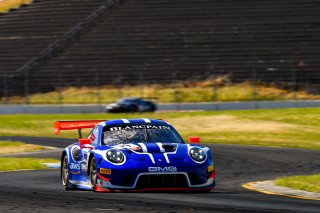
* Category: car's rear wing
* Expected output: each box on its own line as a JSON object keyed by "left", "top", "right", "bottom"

{"left": 54, "top": 120, "right": 105, "bottom": 138}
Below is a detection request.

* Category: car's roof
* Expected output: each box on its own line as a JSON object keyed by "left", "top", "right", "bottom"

{"left": 103, "top": 118, "right": 169, "bottom": 126}
{"left": 119, "top": 97, "right": 141, "bottom": 101}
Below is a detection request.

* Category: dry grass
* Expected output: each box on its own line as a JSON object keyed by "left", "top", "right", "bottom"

{"left": 0, "top": 144, "right": 46, "bottom": 154}
{"left": 276, "top": 174, "right": 320, "bottom": 193}
{"left": 0, "top": 0, "right": 32, "bottom": 13}
{"left": 0, "top": 140, "right": 47, "bottom": 154}
{"left": 172, "top": 115, "right": 300, "bottom": 134}
{"left": 5, "top": 81, "right": 320, "bottom": 104}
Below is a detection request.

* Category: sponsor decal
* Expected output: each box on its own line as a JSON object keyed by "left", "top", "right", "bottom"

{"left": 114, "top": 143, "right": 141, "bottom": 151}
{"left": 69, "top": 170, "right": 80, "bottom": 175}
{"left": 148, "top": 166, "right": 177, "bottom": 172}
{"left": 207, "top": 165, "right": 214, "bottom": 172}
{"left": 90, "top": 133, "right": 95, "bottom": 141}
{"left": 99, "top": 180, "right": 103, "bottom": 186}
{"left": 100, "top": 168, "right": 112, "bottom": 175}
{"left": 70, "top": 163, "right": 81, "bottom": 170}
{"left": 70, "top": 163, "right": 86, "bottom": 170}
{"left": 109, "top": 125, "right": 171, "bottom": 131}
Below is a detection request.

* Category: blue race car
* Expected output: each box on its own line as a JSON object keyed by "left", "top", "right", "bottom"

{"left": 54, "top": 118, "right": 215, "bottom": 192}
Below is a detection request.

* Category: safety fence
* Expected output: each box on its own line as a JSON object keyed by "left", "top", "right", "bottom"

{"left": 1, "top": 67, "right": 319, "bottom": 104}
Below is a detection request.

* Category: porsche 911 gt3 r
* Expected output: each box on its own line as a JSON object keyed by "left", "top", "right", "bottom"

{"left": 54, "top": 118, "right": 216, "bottom": 192}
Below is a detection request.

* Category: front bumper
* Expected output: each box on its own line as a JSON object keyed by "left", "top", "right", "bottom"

{"left": 96, "top": 171, "right": 216, "bottom": 191}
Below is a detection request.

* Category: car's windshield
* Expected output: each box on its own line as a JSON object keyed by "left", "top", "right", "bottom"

{"left": 102, "top": 124, "right": 183, "bottom": 145}
{"left": 118, "top": 98, "right": 140, "bottom": 104}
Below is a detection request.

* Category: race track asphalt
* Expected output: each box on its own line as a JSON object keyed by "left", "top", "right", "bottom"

{"left": 0, "top": 136, "right": 319, "bottom": 213}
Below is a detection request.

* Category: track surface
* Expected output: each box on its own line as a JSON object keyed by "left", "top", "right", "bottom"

{"left": 0, "top": 136, "right": 320, "bottom": 212}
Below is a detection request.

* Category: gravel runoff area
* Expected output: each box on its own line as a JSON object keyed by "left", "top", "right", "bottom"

{"left": 243, "top": 180, "right": 320, "bottom": 201}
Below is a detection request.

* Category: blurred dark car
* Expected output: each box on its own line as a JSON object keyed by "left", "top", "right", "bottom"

{"left": 106, "top": 98, "right": 157, "bottom": 113}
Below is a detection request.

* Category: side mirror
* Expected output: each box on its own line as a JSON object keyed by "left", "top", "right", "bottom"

{"left": 79, "top": 138, "right": 92, "bottom": 149}
{"left": 189, "top": 136, "right": 200, "bottom": 144}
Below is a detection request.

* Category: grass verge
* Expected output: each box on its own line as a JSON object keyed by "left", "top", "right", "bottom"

{"left": 0, "top": 140, "right": 47, "bottom": 154}
{"left": 0, "top": 158, "right": 59, "bottom": 171}
{"left": 0, "top": 108, "right": 320, "bottom": 149}
{"left": 275, "top": 174, "right": 320, "bottom": 193}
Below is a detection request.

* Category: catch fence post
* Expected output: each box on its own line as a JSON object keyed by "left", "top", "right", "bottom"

{"left": 58, "top": 89, "right": 63, "bottom": 105}
{"left": 57, "top": 73, "right": 63, "bottom": 106}
{"left": 139, "top": 70, "right": 144, "bottom": 98}
{"left": 172, "top": 72, "right": 179, "bottom": 110}
{"left": 211, "top": 71, "right": 219, "bottom": 110}
{"left": 2, "top": 75, "right": 8, "bottom": 103}
{"left": 212, "top": 73, "right": 218, "bottom": 102}
{"left": 96, "top": 72, "right": 101, "bottom": 105}
{"left": 252, "top": 64, "right": 258, "bottom": 109}
{"left": 291, "top": 64, "right": 297, "bottom": 107}
{"left": 24, "top": 71, "right": 29, "bottom": 105}
{"left": 115, "top": 75, "right": 122, "bottom": 99}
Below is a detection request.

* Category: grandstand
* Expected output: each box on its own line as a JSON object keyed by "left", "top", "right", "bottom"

{"left": 0, "top": 0, "right": 319, "bottom": 97}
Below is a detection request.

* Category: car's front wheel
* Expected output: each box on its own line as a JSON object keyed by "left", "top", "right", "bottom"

{"left": 89, "top": 157, "right": 97, "bottom": 191}
{"left": 61, "top": 155, "right": 72, "bottom": 190}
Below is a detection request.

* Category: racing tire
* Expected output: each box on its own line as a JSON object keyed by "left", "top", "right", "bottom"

{"left": 129, "top": 104, "right": 138, "bottom": 112}
{"left": 61, "top": 154, "right": 73, "bottom": 190}
{"left": 149, "top": 104, "right": 156, "bottom": 112}
{"left": 89, "top": 157, "right": 98, "bottom": 191}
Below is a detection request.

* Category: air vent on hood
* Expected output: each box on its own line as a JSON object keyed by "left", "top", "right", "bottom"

{"left": 162, "top": 144, "right": 177, "bottom": 152}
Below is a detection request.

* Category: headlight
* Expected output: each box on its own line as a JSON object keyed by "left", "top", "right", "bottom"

{"left": 106, "top": 149, "right": 124, "bottom": 163}
{"left": 189, "top": 147, "right": 206, "bottom": 162}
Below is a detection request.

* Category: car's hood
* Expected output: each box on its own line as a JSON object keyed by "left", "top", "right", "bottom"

{"left": 94, "top": 143, "right": 210, "bottom": 165}
{"left": 97, "top": 142, "right": 206, "bottom": 153}
{"left": 112, "top": 142, "right": 179, "bottom": 154}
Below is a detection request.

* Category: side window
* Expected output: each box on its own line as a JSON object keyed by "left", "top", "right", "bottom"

{"left": 89, "top": 126, "right": 100, "bottom": 147}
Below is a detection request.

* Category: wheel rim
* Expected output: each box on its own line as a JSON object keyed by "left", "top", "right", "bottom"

{"left": 90, "top": 159, "right": 97, "bottom": 187}
{"left": 62, "top": 156, "right": 68, "bottom": 185}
